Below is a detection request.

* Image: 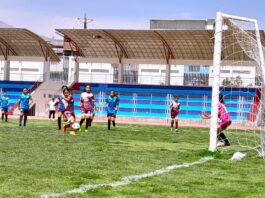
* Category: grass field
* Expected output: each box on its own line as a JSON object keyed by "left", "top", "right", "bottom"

{"left": 0, "top": 119, "right": 265, "bottom": 198}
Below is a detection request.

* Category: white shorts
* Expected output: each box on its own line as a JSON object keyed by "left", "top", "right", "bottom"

{"left": 81, "top": 112, "right": 93, "bottom": 118}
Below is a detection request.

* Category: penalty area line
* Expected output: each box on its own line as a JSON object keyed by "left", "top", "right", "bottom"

{"left": 40, "top": 156, "right": 213, "bottom": 198}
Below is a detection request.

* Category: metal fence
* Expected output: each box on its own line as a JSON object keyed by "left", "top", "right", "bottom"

{"left": 0, "top": 72, "right": 260, "bottom": 88}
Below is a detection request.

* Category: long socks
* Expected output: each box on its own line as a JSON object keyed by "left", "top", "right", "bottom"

{"left": 108, "top": 120, "right": 111, "bottom": 130}
{"left": 79, "top": 119, "right": 85, "bottom": 127}
{"left": 218, "top": 132, "right": 230, "bottom": 145}
{"left": 85, "top": 119, "right": 91, "bottom": 129}
{"left": 19, "top": 115, "right": 23, "bottom": 126}
{"left": 58, "top": 117, "right": 62, "bottom": 130}
{"left": 175, "top": 120, "right": 178, "bottom": 129}
{"left": 23, "top": 115, "right": 27, "bottom": 126}
{"left": 171, "top": 120, "right": 174, "bottom": 128}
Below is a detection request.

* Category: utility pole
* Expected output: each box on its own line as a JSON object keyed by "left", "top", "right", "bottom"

{"left": 77, "top": 13, "right": 93, "bottom": 29}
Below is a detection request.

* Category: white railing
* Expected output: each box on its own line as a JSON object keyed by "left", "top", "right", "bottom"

{"left": 0, "top": 72, "right": 261, "bottom": 88}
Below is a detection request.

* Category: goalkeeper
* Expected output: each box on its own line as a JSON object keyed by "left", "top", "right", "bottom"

{"left": 201, "top": 94, "right": 231, "bottom": 147}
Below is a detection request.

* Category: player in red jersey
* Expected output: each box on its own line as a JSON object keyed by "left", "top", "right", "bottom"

{"left": 61, "top": 88, "right": 76, "bottom": 135}
{"left": 170, "top": 96, "right": 180, "bottom": 132}
{"left": 79, "top": 85, "right": 97, "bottom": 132}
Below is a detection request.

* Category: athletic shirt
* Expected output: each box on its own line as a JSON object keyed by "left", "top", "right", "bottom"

{"left": 80, "top": 92, "right": 94, "bottom": 112}
{"left": 62, "top": 95, "right": 74, "bottom": 112}
{"left": 19, "top": 93, "right": 32, "bottom": 110}
{"left": 0, "top": 96, "right": 9, "bottom": 109}
{"left": 106, "top": 96, "right": 119, "bottom": 114}
{"left": 171, "top": 101, "right": 180, "bottom": 113}
{"left": 57, "top": 94, "right": 65, "bottom": 111}
{"left": 218, "top": 102, "right": 231, "bottom": 124}
{"left": 48, "top": 100, "right": 56, "bottom": 111}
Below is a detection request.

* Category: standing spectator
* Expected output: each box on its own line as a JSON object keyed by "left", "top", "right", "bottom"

{"left": 48, "top": 98, "right": 56, "bottom": 120}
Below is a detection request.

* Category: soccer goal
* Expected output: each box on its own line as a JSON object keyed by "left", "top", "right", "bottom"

{"left": 209, "top": 12, "right": 265, "bottom": 157}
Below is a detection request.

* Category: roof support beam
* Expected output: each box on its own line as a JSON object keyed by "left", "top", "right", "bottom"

{"left": 64, "top": 36, "right": 84, "bottom": 61}
{"left": 153, "top": 31, "right": 175, "bottom": 64}
{"left": 24, "top": 29, "right": 60, "bottom": 62}
{"left": 103, "top": 30, "right": 129, "bottom": 63}
{"left": 0, "top": 37, "right": 17, "bottom": 59}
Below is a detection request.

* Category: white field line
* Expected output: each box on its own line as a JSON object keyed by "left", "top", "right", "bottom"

{"left": 40, "top": 156, "right": 213, "bottom": 198}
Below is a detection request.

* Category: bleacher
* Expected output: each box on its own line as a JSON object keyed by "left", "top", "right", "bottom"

{"left": 72, "top": 83, "right": 257, "bottom": 121}
{"left": 0, "top": 81, "right": 36, "bottom": 114}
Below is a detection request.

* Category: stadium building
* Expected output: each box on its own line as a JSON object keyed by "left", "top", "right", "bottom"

{"left": 0, "top": 19, "right": 264, "bottom": 120}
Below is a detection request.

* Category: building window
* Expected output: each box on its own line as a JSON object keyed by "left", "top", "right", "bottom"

{"left": 91, "top": 69, "right": 109, "bottom": 73}
{"left": 161, "top": 70, "right": 179, "bottom": 74}
{"left": 79, "top": 69, "right": 89, "bottom": 72}
{"left": 189, "top": 65, "right": 200, "bottom": 72}
{"left": 141, "top": 69, "right": 159, "bottom": 73}
{"left": 21, "top": 68, "right": 39, "bottom": 72}
{"left": 232, "top": 70, "right": 251, "bottom": 74}
{"left": 221, "top": 70, "right": 230, "bottom": 74}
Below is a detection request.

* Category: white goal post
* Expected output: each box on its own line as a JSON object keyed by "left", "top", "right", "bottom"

{"left": 209, "top": 12, "right": 265, "bottom": 154}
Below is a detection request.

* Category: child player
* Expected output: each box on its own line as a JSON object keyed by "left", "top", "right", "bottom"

{"left": 62, "top": 110, "right": 76, "bottom": 136}
{"left": 79, "top": 85, "right": 97, "bottom": 132}
{"left": 18, "top": 88, "right": 33, "bottom": 126}
{"left": 106, "top": 91, "right": 119, "bottom": 130}
{"left": 55, "top": 85, "right": 68, "bottom": 130}
{"left": 0, "top": 92, "right": 10, "bottom": 122}
{"left": 170, "top": 95, "right": 180, "bottom": 132}
{"left": 201, "top": 94, "right": 231, "bottom": 147}
{"left": 61, "top": 88, "right": 76, "bottom": 136}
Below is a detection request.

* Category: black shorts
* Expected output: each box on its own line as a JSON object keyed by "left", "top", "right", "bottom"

{"left": 1, "top": 108, "right": 8, "bottom": 112}
{"left": 107, "top": 113, "right": 116, "bottom": 118}
{"left": 21, "top": 109, "right": 29, "bottom": 114}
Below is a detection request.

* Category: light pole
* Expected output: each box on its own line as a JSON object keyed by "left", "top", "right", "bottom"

{"left": 77, "top": 13, "right": 94, "bottom": 29}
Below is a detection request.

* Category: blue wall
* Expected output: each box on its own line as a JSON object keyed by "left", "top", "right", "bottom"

{"left": 73, "top": 83, "right": 256, "bottom": 120}
{"left": 0, "top": 81, "right": 34, "bottom": 111}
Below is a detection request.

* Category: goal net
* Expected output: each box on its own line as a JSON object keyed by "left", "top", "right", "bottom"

{"left": 209, "top": 12, "right": 265, "bottom": 157}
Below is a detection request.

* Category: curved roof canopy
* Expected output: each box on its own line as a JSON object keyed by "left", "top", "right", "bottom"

{"left": 57, "top": 29, "right": 265, "bottom": 65}
{"left": 0, "top": 28, "right": 60, "bottom": 62}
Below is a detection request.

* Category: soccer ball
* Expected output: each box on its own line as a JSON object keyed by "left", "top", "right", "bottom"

{"left": 72, "top": 122, "right": 80, "bottom": 130}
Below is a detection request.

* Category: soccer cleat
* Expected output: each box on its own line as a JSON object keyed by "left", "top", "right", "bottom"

{"left": 171, "top": 128, "right": 173, "bottom": 132}
{"left": 175, "top": 129, "right": 179, "bottom": 132}
{"left": 217, "top": 141, "right": 225, "bottom": 147}
{"left": 224, "top": 142, "right": 231, "bottom": 146}
{"left": 62, "top": 124, "right": 67, "bottom": 133}
{"left": 69, "top": 131, "right": 76, "bottom": 136}
{"left": 79, "top": 128, "right": 82, "bottom": 132}
{"left": 84, "top": 129, "right": 88, "bottom": 133}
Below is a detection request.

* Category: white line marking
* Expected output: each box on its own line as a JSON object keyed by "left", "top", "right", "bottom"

{"left": 40, "top": 156, "right": 213, "bottom": 198}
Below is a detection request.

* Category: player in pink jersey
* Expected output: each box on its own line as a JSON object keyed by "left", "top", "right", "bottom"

{"left": 170, "top": 96, "right": 180, "bottom": 132}
{"left": 79, "top": 85, "right": 97, "bottom": 132}
{"left": 202, "top": 94, "right": 231, "bottom": 146}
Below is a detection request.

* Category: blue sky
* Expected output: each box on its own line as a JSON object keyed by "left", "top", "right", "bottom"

{"left": 0, "top": 0, "right": 264, "bottom": 37}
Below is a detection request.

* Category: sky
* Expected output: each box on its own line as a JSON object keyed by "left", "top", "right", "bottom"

{"left": 0, "top": 0, "right": 264, "bottom": 38}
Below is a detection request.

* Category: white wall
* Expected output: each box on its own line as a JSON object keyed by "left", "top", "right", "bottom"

{"left": 138, "top": 64, "right": 184, "bottom": 85}
{"left": 0, "top": 60, "right": 44, "bottom": 81}
{"left": 68, "top": 56, "right": 114, "bottom": 83}
{"left": 208, "top": 65, "right": 256, "bottom": 87}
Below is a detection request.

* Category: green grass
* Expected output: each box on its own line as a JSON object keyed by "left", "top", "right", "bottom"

{"left": 0, "top": 119, "right": 265, "bottom": 198}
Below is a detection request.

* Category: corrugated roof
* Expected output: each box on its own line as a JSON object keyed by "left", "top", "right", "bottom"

{"left": 0, "top": 28, "right": 60, "bottom": 61}
{"left": 57, "top": 29, "right": 265, "bottom": 64}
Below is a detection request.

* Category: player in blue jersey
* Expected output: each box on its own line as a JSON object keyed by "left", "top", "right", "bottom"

{"left": 0, "top": 92, "right": 10, "bottom": 122}
{"left": 106, "top": 91, "right": 119, "bottom": 130}
{"left": 55, "top": 85, "right": 68, "bottom": 130}
{"left": 18, "top": 88, "right": 33, "bottom": 126}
